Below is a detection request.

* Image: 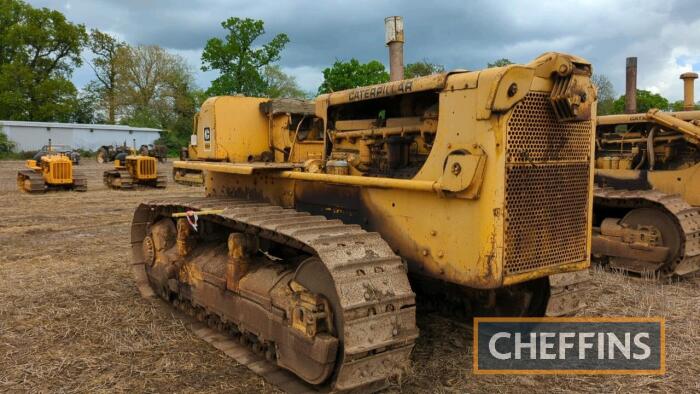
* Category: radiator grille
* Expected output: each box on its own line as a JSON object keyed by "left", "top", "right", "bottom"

{"left": 51, "top": 162, "right": 72, "bottom": 182}
{"left": 139, "top": 158, "right": 156, "bottom": 177}
{"left": 507, "top": 92, "right": 591, "bottom": 163}
{"left": 503, "top": 92, "right": 592, "bottom": 275}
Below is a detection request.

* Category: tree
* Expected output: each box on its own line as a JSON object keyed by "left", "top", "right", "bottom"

{"left": 262, "top": 65, "right": 306, "bottom": 98}
{"left": 404, "top": 60, "right": 445, "bottom": 78}
{"left": 612, "top": 89, "right": 670, "bottom": 114}
{"left": 116, "top": 45, "right": 200, "bottom": 153}
{"left": 592, "top": 74, "right": 615, "bottom": 115}
{"left": 70, "top": 88, "right": 102, "bottom": 124}
{"left": 671, "top": 99, "right": 699, "bottom": 111}
{"left": 487, "top": 58, "right": 514, "bottom": 68}
{"left": 318, "top": 59, "right": 389, "bottom": 94}
{"left": 0, "top": 0, "right": 87, "bottom": 121}
{"left": 86, "top": 29, "right": 125, "bottom": 123}
{"left": 201, "top": 17, "right": 289, "bottom": 97}
{"left": 116, "top": 45, "right": 191, "bottom": 125}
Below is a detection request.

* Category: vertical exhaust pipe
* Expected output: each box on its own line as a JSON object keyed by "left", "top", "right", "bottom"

{"left": 385, "top": 16, "right": 404, "bottom": 82}
{"left": 625, "top": 57, "right": 637, "bottom": 114}
{"left": 680, "top": 72, "right": 698, "bottom": 111}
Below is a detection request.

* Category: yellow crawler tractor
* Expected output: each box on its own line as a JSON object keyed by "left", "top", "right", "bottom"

{"left": 131, "top": 52, "right": 596, "bottom": 392}
{"left": 593, "top": 108, "right": 700, "bottom": 276}
{"left": 103, "top": 153, "right": 166, "bottom": 189}
{"left": 592, "top": 67, "right": 700, "bottom": 277}
{"left": 17, "top": 152, "right": 87, "bottom": 193}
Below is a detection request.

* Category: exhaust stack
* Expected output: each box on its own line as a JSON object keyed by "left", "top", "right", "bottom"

{"left": 625, "top": 57, "right": 637, "bottom": 114}
{"left": 385, "top": 16, "right": 404, "bottom": 82}
{"left": 680, "top": 72, "right": 698, "bottom": 111}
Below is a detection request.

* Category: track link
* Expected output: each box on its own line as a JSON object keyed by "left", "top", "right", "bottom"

{"left": 131, "top": 197, "right": 417, "bottom": 393}
{"left": 72, "top": 171, "right": 87, "bottom": 192}
{"left": 104, "top": 169, "right": 134, "bottom": 189}
{"left": 173, "top": 168, "right": 205, "bottom": 186}
{"left": 594, "top": 187, "right": 700, "bottom": 276}
{"left": 155, "top": 171, "right": 167, "bottom": 188}
{"left": 17, "top": 170, "right": 45, "bottom": 193}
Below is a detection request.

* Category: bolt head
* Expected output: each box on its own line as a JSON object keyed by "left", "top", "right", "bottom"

{"left": 507, "top": 83, "right": 518, "bottom": 97}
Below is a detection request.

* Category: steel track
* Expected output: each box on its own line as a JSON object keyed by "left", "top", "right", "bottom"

{"left": 131, "top": 197, "right": 418, "bottom": 393}
{"left": 594, "top": 187, "right": 700, "bottom": 275}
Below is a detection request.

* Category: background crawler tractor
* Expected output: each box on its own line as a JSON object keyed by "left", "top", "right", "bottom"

{"left": 17, "top": 143, "right": 87, "bottom": 193}
{"left": 133, "top": 52, "right": 597, "bottom": 392}
{"left": 97, "top": 142, "right": 167, "bottom": 164}
{"left": 103, "top": 153, "right": 166, "bottom": 189}
{"left": 592, "top": 60, "right": 700, "bottom": 277}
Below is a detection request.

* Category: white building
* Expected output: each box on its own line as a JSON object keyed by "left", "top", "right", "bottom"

{"left": 0, "top": 120, "right": 162, "bottom": 151}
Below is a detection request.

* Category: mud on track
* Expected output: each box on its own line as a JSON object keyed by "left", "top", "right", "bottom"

{"left": 1, "top": 160, "right": 699, "bottom": 393}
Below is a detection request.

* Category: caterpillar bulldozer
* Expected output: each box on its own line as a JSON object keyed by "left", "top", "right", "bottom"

{"left": 103, "top": 153, "right": 166, "bottom": 189}
{"left": 592, "top": 70, "right": 700, "bottom": 277}
{"left": 17, "top": 141, "right": 87, "bottom": 193}
{"left": 130, "top": 52, "right": 596, "bottom": 392}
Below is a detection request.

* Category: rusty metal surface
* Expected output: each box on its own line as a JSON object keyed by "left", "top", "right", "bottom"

{"left": 71, "top": 171, "right": 87, "bottom": 192}
{"left": 625, "top": 57, "right": 637, "bottom": 114}
{"left": 131, "top": 197, "right": 417, "bottom": 393}
{"left": 593, "top": 187, "right": 700, "bottom": 276}
{"left": 173, "top": 168, "right": 205, "bottom": 186}
{"left": 680, "top": 72, "right": 698, "bottom": 111}
{"left": 546, "top": 270, "right": 591, "bottom": 316}
{"left": 16, "top": 169, "right": 45, "bottom": 193}
{"left": 385, "top": 15, "right": 405, "bottom": 83}
{"left": 503, "top": 92, "right": 592, "bottom": 275}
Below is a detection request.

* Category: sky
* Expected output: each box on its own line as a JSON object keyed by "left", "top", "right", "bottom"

{"left": 26, "top": 0, "right": 700, "bottom": 101}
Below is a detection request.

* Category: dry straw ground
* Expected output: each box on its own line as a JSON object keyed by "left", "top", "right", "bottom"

{"left": 1, "top": 160, "right": 699, "bottom": 393}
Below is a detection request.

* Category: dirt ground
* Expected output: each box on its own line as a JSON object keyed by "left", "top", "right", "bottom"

{"left": 1, "top": 159, "right": 699, "bottom": 393}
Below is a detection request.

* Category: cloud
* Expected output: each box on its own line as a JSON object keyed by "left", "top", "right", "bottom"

{"left": 27, "top": 0, "right": 700, "bottom": 100}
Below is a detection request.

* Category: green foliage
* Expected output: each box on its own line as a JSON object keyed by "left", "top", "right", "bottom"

{"left": 157, "top": 87, "right": 206, "bottom": 155}
{"left": 0, "top": 130, "right": 15, "bottom": 153}
{"left": 86, "top": 29, "right": 125, "bottom": 123}
{"left": 671, "top": 100, "right": 699, "bottom": 111}
{"left": 0, "top": 0, "right": 87, "bottom": 121}
{"left": 115, "top": 45, "right": 200, "bottom": 154}
{"left": 262, "top": 65, "right": 307, "bottom": 98}
{"left": 70, "top": 89, "right": 102, "bottom": 124}
{"left": 318, "top": 59, "right": 389, "bottom": 94}
{"left": 591, "top": 74, "right": 615, "bottom": 115}
{"left": 116, "top": 45, "right": 193, "bottom": 125}
{"left": 404, "top": 60, "right": 445, "bottom": 78}
{"left": 612, "top": 89, "right": 670, "bottom": 114}
{"left": 487, "top": 58, "right": 514, "bottom": 68}
{"left": 202, "top": 17, "right": 289, "bottom": 97}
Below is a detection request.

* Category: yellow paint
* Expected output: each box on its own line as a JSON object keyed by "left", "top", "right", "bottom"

{"left": 121, "top": 155, "right": 158, "bottom": 180}
{"left": 29, "top": 154, "right": 73, "bottom": 185}
{"left": 194, "top": 96, "right": 270, "bottom": 161}
{"left": 193, "top": 52, "right": 595, "bottom": 290}
{"left": 648, "top": 164, "right": 700, "bottom": 206}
